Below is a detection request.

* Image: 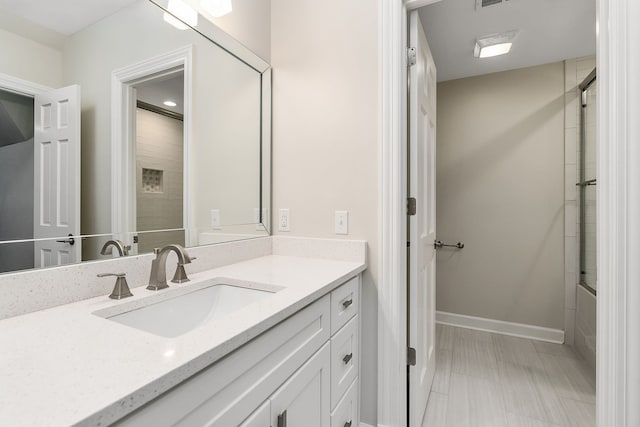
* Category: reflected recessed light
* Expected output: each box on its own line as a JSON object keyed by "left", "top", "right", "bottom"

{"left": 200, "top": 0, "right": 233, "bottom": 18}
{"left": 474, "top": 30, "right": 517, "bottom": 58}
{"left": 163, "top": 0, "right": 198, "bottom": 30}
{"left": 163, "top": 101, "right": 178, "bottom": 107}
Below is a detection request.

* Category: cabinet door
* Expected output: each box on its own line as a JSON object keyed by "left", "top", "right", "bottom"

{"left": 240, "top": 400, "right": 270, "bottom": 427}
{"left": 270, "top": 343, "right": 330, "bottom": 427}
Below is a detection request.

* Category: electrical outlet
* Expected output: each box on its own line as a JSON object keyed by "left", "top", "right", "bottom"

{"left": 278, "top": 208, "right": 290, "bottom": 232}
{"left": 210, "top": 209, "right": 221, "bottom": 229}
{"left": 335, "top": 210, "right": 349, "bottom": 235}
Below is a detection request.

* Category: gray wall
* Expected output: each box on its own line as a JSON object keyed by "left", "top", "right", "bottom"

{"left": 0, "top": 139, "right": 34, "bottom": 273}
{"left": 0, "top": 91, "right": 34, "bottom": 273}
{"left": 436, "top": 61, "right": 565, "bottom": 330}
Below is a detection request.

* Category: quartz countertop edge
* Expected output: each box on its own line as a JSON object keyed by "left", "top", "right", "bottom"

{"left": 0, "top": 255, "right": 366, "bottom": 427}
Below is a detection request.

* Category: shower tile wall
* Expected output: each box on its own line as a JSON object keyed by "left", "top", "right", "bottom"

{"left": 136, "top": 108, "right": 185, "bottom": 253}
{"left": 563, "top": 56, "right": 595, "bottom": 352}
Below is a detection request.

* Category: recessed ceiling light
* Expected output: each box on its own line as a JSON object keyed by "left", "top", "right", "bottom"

{"left": 477, "top": 42, "right": 512, "bottom": 58}
{"left": 163, "top": 101, "right": 178, "bottom": 107}
{"left": 474, "top": 30, "right": 517, "bottom": 58}
{"left": 200, "top": 0, "right": 233, "bottom": 18}
{"left": 163, "top": 0, "right": 198, "bottom": 30}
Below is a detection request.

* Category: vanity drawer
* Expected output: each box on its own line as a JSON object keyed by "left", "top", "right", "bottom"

{"left": 330, "top": 275, "right": 359, "bottom": 334}
{"left": 330, "top": 315, "right": 359, "bottom": 409}
{"left": 331, "top": 379, "right": 358, "bottom": 427}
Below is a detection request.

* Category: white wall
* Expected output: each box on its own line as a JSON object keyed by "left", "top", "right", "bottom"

{"left": 0, "top": 27, "right": 63, "bottom": 88}
{"left": 270, "top": 0, "right": 378, "bottom": 423}
{"left": 436, "top": 62, "right": 566, "bottom": 330}
{"left": 205, "top": 0, "right": 271, "bottom": 61}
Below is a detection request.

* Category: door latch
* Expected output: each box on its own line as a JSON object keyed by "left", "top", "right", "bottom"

{"left": 407, "top": 347, "right": 416, "bottom": 366}
{"left": 407, "top": 47, "right": 417, "bottom": 67}
{"left": 408, "top": 197, "right": 417, "bottom": 216}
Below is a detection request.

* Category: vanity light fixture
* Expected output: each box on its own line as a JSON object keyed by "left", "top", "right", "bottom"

{"left": 474, "top": 30, "right": 517, "bottom": 58}
{"left": 200, "top": 0, "right": 233, "bottom": 18}
{"left": 163, "top": 100, "right": 178, "bottom": 107}
{"left": 164, "top": 0, "right": 198, "bottom": 30}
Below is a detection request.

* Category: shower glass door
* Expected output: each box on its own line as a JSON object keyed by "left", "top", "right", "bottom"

{"left": 579, "top": 70, "right": 597, "bottom": 293}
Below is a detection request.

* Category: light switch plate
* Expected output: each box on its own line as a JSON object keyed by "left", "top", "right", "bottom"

{"left": 211, "top": 209, "right": 221, "bottom": 229}
{"left": 335, "top": 210, "right": 349, "bottom": 235}
{"left": 278, "top": 208, "right": 290, "bottom": 232}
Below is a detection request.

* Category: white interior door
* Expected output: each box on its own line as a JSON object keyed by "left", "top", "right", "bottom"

{"left": 33, "top": 85, "right": 81, "bottom": 268}
{"left": 408, "top": 10, "right": 437, "bottom": 427}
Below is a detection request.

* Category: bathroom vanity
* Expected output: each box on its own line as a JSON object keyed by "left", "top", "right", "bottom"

{"left": 117, "top": 275, "right": 360, "bottom": 427}
{"left": 0, "top": 1, "right": 366, "bottom": 425}
{"left": 0, "top": 237, "right": 366, "bottom": 426}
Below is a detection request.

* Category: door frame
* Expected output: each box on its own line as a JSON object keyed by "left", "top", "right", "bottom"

{"left": 111, "top": 45, "right": 193, "bottom": 249}
{"left": 378, "top": 0, "right": 639, "bottom": 425}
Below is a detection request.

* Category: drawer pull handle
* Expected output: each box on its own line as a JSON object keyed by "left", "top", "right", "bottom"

{"left": 343, "top": 353, "right": 353, "bottom": 364}
{"left": 342, "top": 299, "right": 353, "bottom": 309}
{"left": 277, "top": 410, "right": 287, "bottom": 427}
{"left": 344, "top": 421, "right": 352, "bottom": 427}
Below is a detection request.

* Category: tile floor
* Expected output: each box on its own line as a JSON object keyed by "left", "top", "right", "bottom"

{"left": 421, "top": 325, "right": 596, "bottom": 427}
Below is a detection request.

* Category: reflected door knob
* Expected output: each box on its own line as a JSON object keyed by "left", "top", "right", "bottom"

{"left": 56, "top": 234, "right": 75, "bottom": 246}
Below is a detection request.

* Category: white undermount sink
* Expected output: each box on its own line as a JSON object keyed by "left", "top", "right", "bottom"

{"left": 97, "top": 280, "right": 277, "bottom": 338}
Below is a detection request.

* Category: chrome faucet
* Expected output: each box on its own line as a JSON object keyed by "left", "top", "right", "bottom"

{"left": 101, "top": 239, "right": 131, "bottom": 257}
{"left": 147, "top": 244, "right": 195, "bottom": 291}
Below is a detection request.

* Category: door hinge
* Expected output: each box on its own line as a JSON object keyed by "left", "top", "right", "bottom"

{"left": 408, "top": 347, "right": 417, "bottom": 366}
{"left": 407, "top": 47, "right": 417, "bottom": 67}
{"left": 408, "top": 197, "right": 417, "bottom": 216}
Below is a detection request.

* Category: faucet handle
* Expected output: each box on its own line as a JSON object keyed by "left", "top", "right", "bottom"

{"left": 97, "top": 273, "right": 133, "bottom": 300}
{"left": 97, "top": 272, "right": 126, "bottom": 278}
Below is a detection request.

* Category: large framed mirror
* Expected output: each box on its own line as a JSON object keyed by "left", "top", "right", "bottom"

{"left": 0, "top": 0, "right": 271, "bottom": 274}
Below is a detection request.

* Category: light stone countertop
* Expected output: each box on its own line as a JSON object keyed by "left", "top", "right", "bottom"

{"left": 0, "top": 254, "right": 366, "bottom": 426}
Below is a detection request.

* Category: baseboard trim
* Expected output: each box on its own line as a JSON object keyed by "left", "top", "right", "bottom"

{"left": 360, "top": 423, "right": 375, "bottom": 427}
{"left": 436, "top": 311, "right": 565, "bottom": 344}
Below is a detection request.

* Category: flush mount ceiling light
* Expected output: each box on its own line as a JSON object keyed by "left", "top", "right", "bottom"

{"left": 474, "top": 30, "right": 517, "bottom": 58}
{"left": 164, "top": 0, "right": 198, "bottom": 30}
{"left": 200, "top": 0, "right": 233, "bottom": 18}
{"left": 163, "top": 101, "right": 178, "bottom": 107}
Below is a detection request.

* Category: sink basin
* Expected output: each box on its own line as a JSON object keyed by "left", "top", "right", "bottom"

{"left": 104, "top": 283, "right": 275, "bottom": 338}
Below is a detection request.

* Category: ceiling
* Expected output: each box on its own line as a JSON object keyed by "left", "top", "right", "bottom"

{"left": 135, "top": 72, "right": 185, "bottom": 115}
{"left": 419, "top": 0, "right": 596, "bottom": 82}
{"left": 0, "top": 0, "right": 138, "bottom": 35}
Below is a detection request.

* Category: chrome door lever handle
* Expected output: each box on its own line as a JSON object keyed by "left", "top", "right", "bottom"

{"left": 56, "top": 234, "right": 75, "bottom": 246}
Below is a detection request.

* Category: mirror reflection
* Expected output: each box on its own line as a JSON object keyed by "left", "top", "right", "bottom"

{"left": 0, "top": 0, "right": 271, "bottom": 274}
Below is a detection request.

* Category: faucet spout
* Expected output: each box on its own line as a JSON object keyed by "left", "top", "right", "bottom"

{"left": 147, "top": 244, "right": 194, "bottom": 291}
{"left": 100, "top": 239, "right": 130, "bottom": 257}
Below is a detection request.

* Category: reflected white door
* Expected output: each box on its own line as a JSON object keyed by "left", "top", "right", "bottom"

{"left": 408, "top": 10, "right": 437, "bottom": 427}
{"left": 33, "top": 85, "right": 81, "bottom": 267}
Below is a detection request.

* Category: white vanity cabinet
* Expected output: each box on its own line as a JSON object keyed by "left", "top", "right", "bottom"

{"left": 116, "top": 275, "right": 361, "bottom": 427}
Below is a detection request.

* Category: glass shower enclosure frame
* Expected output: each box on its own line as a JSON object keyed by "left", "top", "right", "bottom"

{"left": 578, "top": 68, "right": 597, "bottom": 295}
